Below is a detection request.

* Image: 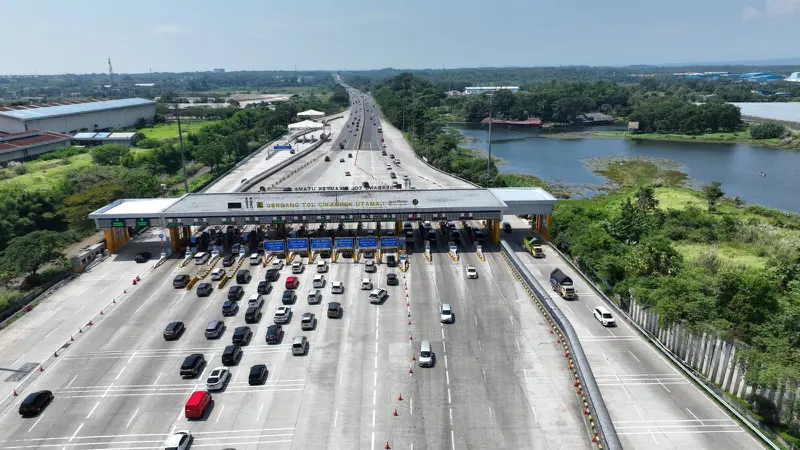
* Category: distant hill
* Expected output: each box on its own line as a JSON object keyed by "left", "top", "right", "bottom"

{"left": 662, "top": 57, "right": 800, "bottom": 67}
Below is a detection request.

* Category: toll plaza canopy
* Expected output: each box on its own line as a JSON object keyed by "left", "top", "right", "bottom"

{"left": 88, "top": 187, "right": 556, "bottom": 229}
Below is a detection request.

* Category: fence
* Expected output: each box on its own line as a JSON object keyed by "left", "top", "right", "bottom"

{"left": 549, "top": 244, "right": 789, "bottom": 450}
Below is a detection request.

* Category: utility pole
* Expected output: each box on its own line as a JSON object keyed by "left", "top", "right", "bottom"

{"left": 175, "top": 102, "right": 189, "bottom": 193}
{"left": 487, "top": 94, "right": 493, "bottom": 176}
{"left": 402, "top": 82, "right": 406, "bottom": 131}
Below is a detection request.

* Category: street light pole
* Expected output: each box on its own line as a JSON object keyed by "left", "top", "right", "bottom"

{"left": 487, "top": 94, "right": 493, "bottom": 176}
{"left": 402, "top": 82, "right": 406, "bottom": 131}
{"left": 175, "top": 102, "right": 189, "bottom": 194}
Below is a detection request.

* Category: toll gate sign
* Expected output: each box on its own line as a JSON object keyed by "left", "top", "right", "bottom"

{"left": 334, "top": 237, "right": 354, "bottom": 249}
{"left": 357, "top": 237, "right": 378, "bottom": 248}
{"left": 310, "top": 238, "right": 332, "bottom": 250}
{"left": 264, "top": 240, "right": 285, "bottom": 252}
{"left": 380, "top": 237, "right": 399, "bottom": 248}
{"left": 287, "top": 238, "right": 308, "bottom": 251}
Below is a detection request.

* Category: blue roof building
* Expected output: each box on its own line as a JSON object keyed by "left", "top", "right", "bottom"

{"left": 0, "top": 98, "right": 156, "bottom": 134}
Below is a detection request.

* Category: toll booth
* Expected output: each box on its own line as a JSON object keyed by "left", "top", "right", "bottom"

{"left": 379, "top": 236, "right": 399, "bottom": 264}
{"left": 70, "top": 242, "right": 106, "bottom": 273}
{"left": 310, "top": 237, "right": 332, "bottom": 261}
{"left": 356, "top": 236, "right": 378, "bottom": 262}
{"left": 264, "top": 240, "right": 286, "bottom": 260}
{"left": 287, "top": 238, "right": 309, "bottom": 262}
{"left": 334, "top": 237, "right": 354, "bottom": 262}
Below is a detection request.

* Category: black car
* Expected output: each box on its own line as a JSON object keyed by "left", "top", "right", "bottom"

{"left": 205, "top": 320, "right": 225, "bottom": 339}
{"left": 173, "top": 274, "right": 190, "bottom": 289}
{"left": 257, "top": 281, "right": 272, "bottom": 295}
{"left": 265, "top": 268, "right": 280, "bottom": 282}
{"left": 386, "top": 255, "right": 398, "bottom": 267}
{"left": 341, "top": 250, "right": 353, "bottom": 258}
{"left": 327, "top": 302, "right": 343, "bottom": 318}
{"left": 245, "top": 306, "right": 262, "bottom": 323}
{"left": 386, "top": 273, "right": 399, "bottom": 286}
{"left": 163, "top": 322, "right": 185, "bottom": 340}
{"left": 180, "top": 354, "right": 206, "bottom": 378}
{"left": 232, "top": 326, "right": 253, "bottom": 345}
{"left": 221, "top": 345, "right": 242, "bottom": 366}
{"left": 265, "top": 324, "right": 283, "bottom": 344}
{"left": 222, "top": 301, "right": 239, "bottom": 317}
{"left": 18, "top": 390, "right": 53, "bottom": 417}
{"left": 324, "top": 156, "right": 331, "bottom": 162}
{"left": 134, "top": 252, "right": 152, "bottom": 263}
{"left": 282, "top": 290, "right": 297, "bottom": 305}
{"left": 249, "top": 364, "right": 268, "bottom": 385}
{"left": 228, "top": 286, "right": 244, "bottom": 301}
{"left": 222, "top": 254, "right": 236, "bottom": 267}
{"left": 319, "top": 250, "right": 331, "bottom": 258}
{"left": 196, "top": 282, "right": 213, "bottom": 297}
{"left": 236, "top": 269, "right": 252, "bottom": 284}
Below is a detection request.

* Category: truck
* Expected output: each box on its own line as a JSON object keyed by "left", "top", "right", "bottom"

{"left": 550, "top": 269, "right": 576, "bottom": 299}
{"left": 522, "top": 235, "right": 544, "bottom": 258}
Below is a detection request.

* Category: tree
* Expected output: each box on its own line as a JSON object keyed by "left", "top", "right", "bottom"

{"left": 91, "top": 144, "right": 131, "bottom": 166}
{"left": 634, "top": 185, "right": 659, "bottom": 214}
{"left": 750, "top": 123, "right": 786, "bottom": 140}
{"left": 0, "top": 230, "right": 65, "bottom": 279}
{"left": 701, "top": 180, "right": 725, "bottom": 212}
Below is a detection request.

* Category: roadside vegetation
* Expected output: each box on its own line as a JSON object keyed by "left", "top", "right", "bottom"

{"left": 550, "top": 161, "right": 800, "bottom": 442}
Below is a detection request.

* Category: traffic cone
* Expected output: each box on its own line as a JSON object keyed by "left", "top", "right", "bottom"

{"left": 385, "top": 443, "right": 391, "bottom": 449}
{"left": 398, "top": 394, "right": 403, "bottom": 401}
{"left": 406, "top": 301, "right": 409, "bottom": 307}
{"left": 88, "top": 320, "right": 93, "bottom": 326}
{"left": 409, "top": 368, "right": 413, "bottom": 374}
{"left": 100, "top": 310, "right": 104, "bottom": 315}
{"left": 54, "top": 351, "right": 58, "bottom": 358}
{"left": 409, "top": 334, "right": 413, "bottom": 340}
{"left": 70, "top": 335, "right": 74, "bottom": 341}
{"left": 393, "top": 408, "right": 398, "bottom": 416}
{"left": 112, "top": 298, "right": 116, "bottom": 304}
{"left": 136, "top": 275, "right": 141, "bottom": 282}
{"left": 412, "top": 355, "right": 416, "bottom": 360}
{"left": 123, "top": 289, "right": 127, "bottom": 294}
{"left": 408, "top": 320, "right": 412, "bottom": 325}
{"left": 408, "top": 312, "right": 411, "bottom": 318}
{"left": 78, "top": 327, "right": 83, "bottom": 334}
{"left": 12, "top": 390, "right": 17, "bottom": 397}
{"left": 132, "top": 278, "right": 137, "bottom": 285}
{"left": 39, "top": 366, "right": 44, "bottom": 372}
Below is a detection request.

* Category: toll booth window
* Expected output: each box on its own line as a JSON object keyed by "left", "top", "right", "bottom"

{"left": 228, "top": 202, "right": 242, "bottom": 209}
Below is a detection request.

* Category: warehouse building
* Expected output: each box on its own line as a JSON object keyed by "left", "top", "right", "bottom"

{"left": 73, "top": 132, "right": 137, "bottom": 147}
{"left": 464, "top": 86, "right": 520, "bottom": 95}
{"left": 0, "top": 130, "right": 72, "bottom": 164}
{"left": 0, "top": 98, "right": 156, "bottom": 134}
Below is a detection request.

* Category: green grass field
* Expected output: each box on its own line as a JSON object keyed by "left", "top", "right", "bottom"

{"left": 140, "top": 121, "right": 217, "bottom": 140}
{"left": 595, "top": 129, "right": 792, "bottom": 149}
{"left": 673, "top": 241, "right": 770, "bottom": 270}
{"left": 0, "top": 153, "right": 93, "bottom": 189}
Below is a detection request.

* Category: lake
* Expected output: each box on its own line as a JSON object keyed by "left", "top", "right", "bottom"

{"left": 450, "top": 124, "right": 800, "bottom": 214}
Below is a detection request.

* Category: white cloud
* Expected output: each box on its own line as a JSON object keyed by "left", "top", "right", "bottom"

{"left": 765, "top": 0, "right": 800, "bottom": 15}
{"left": 152, "top": 25, "right": 189, "bottom": 35}
{"left": 742, "top": 5, "right": 762, "bottom": 20}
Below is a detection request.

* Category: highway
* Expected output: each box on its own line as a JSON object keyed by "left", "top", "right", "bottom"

{"left": 0, "top": 87, "right": 597, "bottom": 449}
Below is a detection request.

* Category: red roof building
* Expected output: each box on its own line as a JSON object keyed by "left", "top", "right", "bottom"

{"left": 0, "top": 130, "right": 72, "bottom": 163}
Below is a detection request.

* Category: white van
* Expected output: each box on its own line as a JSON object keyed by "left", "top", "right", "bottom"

{"left": 292, "top": 336, "right": 308, "bottom": 356}
{"left": 193, "top": 252, "right": 210, "bottom": 265}
{"left": 210, "top": 268, "right": 225, "bottom": 281}
{"left": 418, "top": 341, "right": 434, "bottom": 367}
{"left": 249, "top": 253, "right": 261, "bottom": 265}
{"left": 313, "top": 274, "right": 325, "bottom": 288}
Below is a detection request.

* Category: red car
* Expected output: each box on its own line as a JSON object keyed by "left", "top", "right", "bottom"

{"left": 285, "top": 276, "right": 299, "bottom": 289}
{"left": 380, "top": 138, "right": 384, "bottom": 142}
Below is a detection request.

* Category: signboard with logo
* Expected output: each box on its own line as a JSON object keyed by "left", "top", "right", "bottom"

{"left": 264, "top": 240, "right": 286, "bottom": 252}
{"left": 380, "top": 237, "right": 399, "bottom": 248}
{"left": 287, "top": 238, "right": 308, "bottom": 251}
{"left": 357, "top": 237, "right": 378, "bottom": 248}
{"left": 193, "top": 218, "right": 209, "bottom": 226}
{"left": 334, "top": 237, "right": 354, "bottom": 249}
{"left": 310, "top": 238, "right": 332, "bottom": 250}
{"left": 110, "top": 218, "right": 126, "bottom": 227}
{"left": 274, "top": 144, "right": 292, "bottom": 150}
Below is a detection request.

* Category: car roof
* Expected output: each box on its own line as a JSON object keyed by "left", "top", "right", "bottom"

{"left": 234, "top": 326, "right": 249, "bottom": 332}
{"left": 287, "top": 276, "right": 297, "bottom": 281}
{"left": 333, "top": 281, "right": 343, "bottom": 285}
{"left": 276, "top": 306, "right": 289, "bottom": 311}
{"left": 328, "top": 302, "right": 341, "bottom": 307}
{"left": 250, "top": 364, "right": 266, "bottom": 372}
{"left": 442, "top": 303, "right": 452, "bottom": 310}
{"left": 207, "top": 320, "right": 220, "bottom": 327}
{"left": 302, "top": 312, "right": 313, "bottom": 318}
{"left": 293, "top": 336, "right": 305, "bottom": 343}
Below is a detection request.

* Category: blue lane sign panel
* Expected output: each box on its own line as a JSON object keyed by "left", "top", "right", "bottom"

{"left": 380, "top": 237, "right": 399, "bottom": 248}
{"left": 334, "top": 237, "right": 354, "bottom": 249}
{"left": 287, "top": 238, "right": 308, "bottom": 251}
{"left": 159, "top": 234, "right": 164, "bottom": 238}
{"left": 264, "top": 240, "right": 286, "bottom": 252}
{"left": 310, "top": 238, "right": 332, "bottom": 250}
{"left": 274, "top": 145, "right": 292, "bottom": 150}
{"left": 357, "top": 237, "right": 378, "bottom": 248}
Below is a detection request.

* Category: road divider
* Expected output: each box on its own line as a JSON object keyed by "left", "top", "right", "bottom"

{"left": 499, "top": 240, "right": 621, "bottom": 450}
{"left": 217, "top": 273, "right": 230, "bottom": 289}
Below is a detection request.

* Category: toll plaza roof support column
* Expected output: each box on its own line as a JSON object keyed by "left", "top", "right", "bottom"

{"left": 182, "top": 226, "right": 192, "bottom": 246}
{"left": 490, "top": 219, "right": 501, "bottom": 245}
{"left": 536, "top": 214, "right": 552, "bottom": 241}
{"left": 169, "top": 227, "right": 181, "bottom": 252}
{"left": 278, "top": 223, "right": 287, "bottom": 238}
{"left": 395, "top": 221, "right": 402, "bottom": 234}
{"left": 104, "top": 227, "right": 129, "bottom": 253}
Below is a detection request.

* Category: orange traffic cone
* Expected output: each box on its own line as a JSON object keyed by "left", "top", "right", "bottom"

{"left": 100, "top": 310, "right": 104, "bottom": 315}
{"left": 408, "top": 312, "right": 411, "bottom": 317}
{"left": 39, "top": 366, "right": 44, "bottom": 372}
{"left": 409, "top": 368, "right": 413, "bottom": 375}
{"left": 70, "top": 335, "right": 74, "bottom": 342}
{"left": 393, "top": 408, "right": 398, "bottom": 416}
{"left": 408, "top": 320, "right": 412, "bottom": 325}
{"left": 412, "top": 355, "right": 416, "bottom": 360}
{"left": 409, "top": 334, "right": 413, "bottom": 340}
{"left": 398, "top": 394, "right": 403, "bottom": 401}
{"left": 136, "top": 275, "right": 141, "bottom": 282}
{"left": 88, "top": 320, "right": 93, "bottom": 326}
{"left": 385, "top": 443, "right": 391, "bottom": 449}
{"left": 12, "top": 390, "right": 17, "bottom": 396}
{"left": 132, "top": 278, "right": 137, "bottom": 285}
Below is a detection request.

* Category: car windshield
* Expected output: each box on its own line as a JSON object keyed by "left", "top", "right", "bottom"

{"left": 602, "top": 313, "right": 613, "bottom": 319}
{"left": 421, "top": 351, "right": 431, "bottom": 357}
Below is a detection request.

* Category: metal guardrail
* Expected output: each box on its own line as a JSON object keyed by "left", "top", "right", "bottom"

{"left": 500, "top": 240, "right": 622, "bottom": 450}
{"left": 548, "top": 244, "right": 782, "bottom": 450}
{"left": 236, "top": 139, "right": 327, "bottom": 193}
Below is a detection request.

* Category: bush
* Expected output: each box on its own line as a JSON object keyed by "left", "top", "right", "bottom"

{"left": 7, "top": 161, "right": 28, "bottom": 175}
{"left": 136, "top": 138, "right": 162, "bottom": 149}
{"left": 38, "top": 146, "right": 89, "bottom": 161}
{"left": 750, "top": 123, "right": 786, "bottom": 140}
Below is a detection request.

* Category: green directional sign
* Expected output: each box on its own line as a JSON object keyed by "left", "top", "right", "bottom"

{"left": 166, "top": 220, "right": 182, "bottom": 227}
{"left": 221, "top": 218, "right": 237, "bottom": 225}
{"left": 412, "top": 199, "right": 419, "bottom": 206}
{"left": 136, "top": 218, "right": 150, "bottom": 227}
{"left": 193, "top": 218, "right": 209, "bottom": 226}
{"left": 271, "top": 217, "right": 284, "bottom": 224}
{"left": 111, "top": 219, "right": 126, "bottom": 227}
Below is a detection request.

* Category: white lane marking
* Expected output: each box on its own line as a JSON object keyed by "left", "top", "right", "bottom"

{"left": 441, "top": 328, "right": 445, "bottom": 339}
{"left": 339, "top": 373, "right": 343, "bottom": 386}
{"left": 451, "top": 430, "right": 455, "bottom": 450}
{"left": 410, "top": 397, "right": 413, "bottom": 415}
{"left": 153, "top": 372, "right": 162, "bottom": 386}
{"left": 584, "top": 327, "right": 594, "bottom": 338}
{"left": 632, "top": 404, "right": 658, "bottom": 444}
{"left": 69, "top": 423, "right": 84, "bottom": 442}
{"left": 531, "top": 403, "right": 538, "bottom": 423}
{"left": 27, "top": 417, "right": 43, "bottom": 433}
{"left": 482, "top": 369, "right": 486, "bottom": 383}
{"left": 125, "top": 408, "right": 139, "bottom": 428}
{"left": 47, "top": 305, "right": 64, "bottom": 317}
{"left": 344, "top": 342, "right": 348, "bottom": 353}
{"left": 658, "top": 378, "right": 672, "bottom": 393}
{"left": 373, "top": 372, "right": 377, "bottom": 386}
{"left": 375, "top": 329, "right": 379, "bottom": 340}
{"left": 372, "top": 409, "right": 376, "bottom": 427}
{"left": 447, "top": 388, "right": 452, "bottom": 404}
{"left": 446, "top": 371, "right": 450, "bottom": 385}
{"left": 256, "top": 404, "right": 263, "bottom": 421}
{"left": 44, "top": 327, "right": 59, "bottom": 339}
{"left": 127, "top": 351, "right": 136, "bottom": 364}
{"left": 66, "top": 375, "right": 78, "bottom": 388}
{"left": 216, "top": 405, "right": 225, "bottom": 422}
{"left": 488, "top": 407, "right": 492, "bottom": 419}
{"left": 509, "top": 315, "right": 514, "bottom": 325}
{"left": 478, "top": 340, "right": 482, "bottom": 352}
{"left": 442, "top": 341, "right": 446, "bottom": 353}
{"left": 86, "top": 402, "right": 100, "bottom": 419}
{"left": 373, "top": 389, "right": 376, "bottom": 406}
{"left": 73, "top": 305, "right": 85, "bottom": 316}
{"left": 371, "top": 431, "right": 375, "bottom": 450}
{"left": 232, "top": 370, "right": 239, "bottom": 384}
{"left": 444, "top": 355, "right": 448, "bottom": 369}
{"left": 375, "top": 342, "right": 378, "bottom": 353}
{"left": 516, "top": 339, "right": 521, "bottom": 351}
{"left": 102, "top": 383, "right": 114, "bottom": 398}
{"left": 449, "top": 408, "right": 453, "bottom": 424}
{"left": 686, "top": 408, "right": 704, "bottom": 425}
{"left": 523, "top": 369, "right": 528, "bottom": 382}
{"left": 115, "top": 367, "right": 126, "bottom": 381}
{"left": 474, "top": 316, "right": 478, "bottom": 326}
{"left": 333, "top": 409, "right": 338, "bottom": 427}
{"left": 629, "top": 351, "right": 641, "bottom": 363}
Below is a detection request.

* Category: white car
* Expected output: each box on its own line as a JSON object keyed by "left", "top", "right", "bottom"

{"left": 313, "top": 274, "right": 325, "bottom": 288}
{"left": 316, "top": 260, "right": 328, "bottom": 273}
{"left": 440, "top": 303, "right": 454, "bottom": 323}
{"left": 307, "top": 289, "right": 322, "bottom": 304}
{"left": 593, "top": 306, "right": 616, "bottom": 327}
{"left": 271, "top": 260, "right": 284, "bottom": 270}
{"left": 369, "top": 288, "right": 388, "bottom": 304}
{"left": 205, "top": 367, "right": 230, "bottom": 391}
{"left": 360, "top": 278, "right": 373, "bottom": 290}
{"left": 466, "top": 265, "right": 478, "bottom": 279}
{"left": 164, "top": 430, "right": 193, "bottom": 450}
{"left": 210, "top": 268, "right": 225, "bottom": 281}
{"left": 292, "top": 261, "right": 303, "bottom": 274}
{"left": 247, "top": 294, "right": 264, "bottom": 309}
{"left": 331, "top": 281, "right": 344, "bottom": 294}
{"left": 274, "top": 306, "right": 292, "bottom": 324}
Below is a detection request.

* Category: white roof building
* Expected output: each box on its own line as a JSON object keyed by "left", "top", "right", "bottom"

{"left": 786, "top": 72, "right": 800, "bottom": 83}
{"left": 287, "top": 120, "right": 324, "bottom": 130}
{"left": 464, "top": 86, "right": 520, "bottom": 95}
{"left": 297, "top": 109, "right": 325, "bottom": 117}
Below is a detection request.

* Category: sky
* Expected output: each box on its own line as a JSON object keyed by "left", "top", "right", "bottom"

{"left": 2, "top": 0, "right": 800, "bottom": 75}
